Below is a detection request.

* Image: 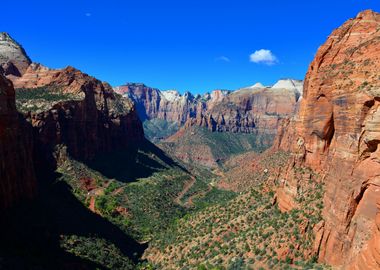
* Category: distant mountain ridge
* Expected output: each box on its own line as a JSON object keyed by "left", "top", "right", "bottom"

{"left": 114, "top": 79, "right": 303, "bottom": 142}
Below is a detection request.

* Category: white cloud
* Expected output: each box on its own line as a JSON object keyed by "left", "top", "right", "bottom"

{"left": 249, "top": 49, "right": 278, "bottom": 65}
{"left": 85, "top": 13, "right": 92, "bottom": 17}
{"left": 215, "top": 56, "right": 230, "bottom": 62}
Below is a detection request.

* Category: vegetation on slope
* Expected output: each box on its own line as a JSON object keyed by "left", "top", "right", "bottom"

{"left": 144, "top": 152, "right": 327, "bottom": 270}
{"left": 219, "top": 150, "right": 290, "bottom": 191}
{"left": 15, "top": 87, "right": 82, "bottom": 113}
{"left": 57, "top": 147, "right": 187, "bottom": 240}
{"left": 1, "top": 139, "right": 327, "bottom": 270}
{"left": 161, "top": 126, "right": 270, "bottom": 168}
{"left": 55, "top": 141, "right": 237, "bottom": 268}
{"left": 60, "top": 235, "right": 135, "bottom": 269}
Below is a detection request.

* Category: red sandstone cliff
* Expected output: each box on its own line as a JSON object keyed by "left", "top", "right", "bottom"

{"left": 273, "top": 10, "right": 380, "bottom": 269}
{"left": 0, "top": 34, "right": 144, "bottom": 210}
{"left": 11, "top": 64, "right": 144, "bottom": 162}
{"left": 0, "top": 74, "right": 36, "bottom": 210}
{"left": 185, "top": 87, "right": 299, "bottom": 134}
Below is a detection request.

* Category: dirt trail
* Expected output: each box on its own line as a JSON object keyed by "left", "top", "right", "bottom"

{"left": 186, "top": 185, "right": 212, "bottom": 206}
{"left": 213, "top": 168, "right": 226, "bottom": 179}
{"left": 89, "top": 197, "right": 96, "bottom": 212}
{"left": 182, "top": 168, "right": 225, "bottom": 206}
{"left": 112, "top": 186, "right": 125, "bottom": 196}
{"left": 86, "top": 187, "right": 104, "bottom": 213}
{"left": 174, "top": 176, "right": 196, "bottom": 205}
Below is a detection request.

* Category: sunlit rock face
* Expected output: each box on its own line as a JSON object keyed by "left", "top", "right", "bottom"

{"left": 0, "top": 32, "right": 31, "bottom": 76}
{"left": 115, "top": 80, "right": 302, "bottom": 146}
{"left": 13, "top": 65, "right": 144, "bottom": 162}
{"left": 273, "top": 10, "right": 380, "bottom": 269}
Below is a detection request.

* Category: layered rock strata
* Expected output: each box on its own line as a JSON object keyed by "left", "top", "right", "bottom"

{"left": 116, "top": 80, "right": 302, "bottom": 144}
{"left": 273, "top": 10, "right": 380, "bottom": 269}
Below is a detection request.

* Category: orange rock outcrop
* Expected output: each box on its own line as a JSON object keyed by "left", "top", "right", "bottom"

{"left": 273, "top": 10, "right": 380, "bottom": 269}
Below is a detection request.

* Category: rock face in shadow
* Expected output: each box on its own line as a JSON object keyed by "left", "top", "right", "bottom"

{"left": 273, "top": 10, "right": 380, "bottom": 269}
{"left": 0, "top": 34, "right": 147, "bottom": 268}
{"left": 0, "top": 74, "right": 36, "bottom": 210}
{"left": 0, "top": 55, "right": 145, "bottom": 208}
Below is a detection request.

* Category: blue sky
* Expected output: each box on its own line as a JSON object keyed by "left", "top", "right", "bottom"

{"left": 2, "top": 0, "right": 379, "bottom": 93}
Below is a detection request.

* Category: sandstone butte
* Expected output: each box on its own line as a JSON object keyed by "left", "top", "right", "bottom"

{"left": 0, "top": 34, "right": 144, "bottom": 210}
{"left": 272, "top": 10, "right": 380, "bottom": 269}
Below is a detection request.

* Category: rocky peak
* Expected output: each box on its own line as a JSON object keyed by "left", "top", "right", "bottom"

{"left": 272, "top": 78, "right": 303, "bottom": 90}
{"left": 271, "top": 79, "right": 303, "bottom": 100}
{"left": 249, "top": 82, "right": 265, "bottom": 88}
{"left": 0, "top": 32, "right": 31, "bottom": 76}
{"left": 356, "top": 9, "right": 379, "bottom": 20}
{"left": 209, "top": 89, "right": 229, "bottom": 103}
{"left": 115, "top": 83, "right": 159, "bottom": 96}
{"left": 182, "top": 91, "right": 195, "bottom": 102}
{"left": 161, "top": 90, "right": 181, "bottom": 101}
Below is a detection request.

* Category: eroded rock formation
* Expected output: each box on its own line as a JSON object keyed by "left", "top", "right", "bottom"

{"left": 273, "top": 10, "right": 380, "bottom": 269}
{"left": 8, "top": 64, "right": 144, "bottom": 162}
{"left": 116, "top": 80, "right": 302, "bottom": 144}
{"left": 0, "top": 33, "right": 145, "bottom": 210}
{"left": 186, "top": 86, "right": 300, "bottom": 134}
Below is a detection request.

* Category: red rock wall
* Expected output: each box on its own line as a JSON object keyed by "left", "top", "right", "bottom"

{"left": 0, "top": 64, "right": 144, "bottom": 211}
{"left": 17, "top": 66, "right": 145, "bottom": 162}
{"left": 0, "top": 74, "right": 36, "bottom": 210}
{"left": 188, "top": 88, "right": 298, "bottom": 135}
{"left": 274, "top": 10, "right": 380, "bottom": 269}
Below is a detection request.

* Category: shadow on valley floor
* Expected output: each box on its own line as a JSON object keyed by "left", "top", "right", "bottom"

{"left": 86, "top": 138, "right": 188, "bottom": 183}
{"left": 0, "top": 164, "right": 147, "bottom": 270}
{"left": 0, "top": 139, "right": 188, "bottom": 269}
